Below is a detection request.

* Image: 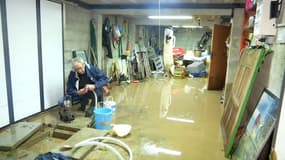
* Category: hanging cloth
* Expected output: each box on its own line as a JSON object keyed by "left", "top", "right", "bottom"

{"left": 118, "top": 38, "right": 124, "bottom": 59}
{"left": 102, "top": 17, "right": 113, "bottom": 58}
{"left": 90, "top": 19, "right": 97, "bottom": 65}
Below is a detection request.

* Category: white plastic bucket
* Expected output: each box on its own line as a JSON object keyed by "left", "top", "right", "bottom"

{"left": 102, "top": 96, "right": 117, "bottom": 112}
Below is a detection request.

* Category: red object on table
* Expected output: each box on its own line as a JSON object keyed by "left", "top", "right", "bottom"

{"left": 172, "top": 48, "right": 186, "bottom": 56}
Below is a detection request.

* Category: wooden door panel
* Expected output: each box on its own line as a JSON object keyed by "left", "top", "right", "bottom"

{"left": 208, "top": 24, "right": 231, "bottom": 90}
{"left": 237, "top": 68, "right": 251, "bottom": 103}
{"left": 226, "top": 103, "right": 239, "bottom": 144}
{"left": 221, "top": 48, "right": 266, "bottom": 157}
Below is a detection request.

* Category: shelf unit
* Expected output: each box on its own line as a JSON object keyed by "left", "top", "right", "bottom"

{"left": 240, "top": 4, "right": 256, "bottom": 51}
{"left": 254, "top": 0, "right": 277, "bottom": 36}
{"left": 240, "top": 0, "right": 278, "bottom": 51}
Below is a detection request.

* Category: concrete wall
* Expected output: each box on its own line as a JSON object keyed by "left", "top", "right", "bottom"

{"left": 128, "top": 19, "right": 136, "bottom": 54}
{"left": 92, "top": 15, "right": 103, "bottom": 69}
{"left": 224, "top": 8, "right": 243, "bottom": 102}
{"left": 135, "top": 25, "right": 164, "bottom": 51}
{"left": 223, "top": 8, "right": 284, "bottom": 100}
{"left": 90, "top": 15, "right": 135, "bottom": 77}
{"left": 62, "top": 5, "right": 284, "bottom": 97}
{"left": 272, "top": 7, "right": 285, "bottom": 159}
{"left": 267, "top": 15, "right": 285, "bottom": 97}
{"left": 268, "top": 47, "right": 285, "bottom": 96}
{"left": 174, "top": 27, "right": 211, "bottom": 51}
{"left": 63, "top": 4, "right": 92, "bottom": 80}
{"left": 133, "top": 25, "right": 211, "bottom": 54}
{"left": 63, "top": 4, "right": 137, "bottom": 80}
{"left": 283, "top": 10, "right": 285, "bottom": 22}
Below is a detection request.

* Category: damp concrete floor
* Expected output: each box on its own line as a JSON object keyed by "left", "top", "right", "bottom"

{"left": 0, "top": 77, "right": 228, "bottom": 160}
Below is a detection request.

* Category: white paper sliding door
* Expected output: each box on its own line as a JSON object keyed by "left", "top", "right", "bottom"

{"left": 0, "top": 7, "right": 9, "bottom": 127}
{"left": 40, "top": 0, "right": 64, "bottom": 109}
{"left": 6, "top": 0, "right": 41, "bottom": 120}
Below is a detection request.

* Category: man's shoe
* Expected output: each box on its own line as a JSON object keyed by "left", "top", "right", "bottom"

{"left": 78, "top": 105, "right": 85, "bottom": 111}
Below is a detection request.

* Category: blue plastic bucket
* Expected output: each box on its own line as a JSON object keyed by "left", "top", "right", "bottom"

{"left": 94, "top": 108, "right": 113, "bottom": 130}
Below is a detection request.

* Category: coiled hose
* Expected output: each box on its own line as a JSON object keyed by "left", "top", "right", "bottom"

{"left": 74, "top": 136, "right": 133, "bottom": 160}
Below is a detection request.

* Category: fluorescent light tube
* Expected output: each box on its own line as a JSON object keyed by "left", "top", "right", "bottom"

{"left": 148, "top": 16, "right": 193, "bottom": 19}
{"left": 182, "top": 25, "right": 203, "bottom": 28}
{"left": 172, "top": 25, "right": 203, "bottom": 28}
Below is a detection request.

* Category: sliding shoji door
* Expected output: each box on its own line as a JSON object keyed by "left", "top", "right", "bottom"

{"left": 40, "top": 0, "right": 64, "bottom": 109}
{"left": 6, "top": 0, "right": 41, "bottom": 120}
{"left": 0, "top": 6, "right": 9, "bottom": 127}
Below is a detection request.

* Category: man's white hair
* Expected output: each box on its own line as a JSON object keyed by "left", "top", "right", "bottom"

{"left": 72, "top": 57, "right": 85, "bottom": 66}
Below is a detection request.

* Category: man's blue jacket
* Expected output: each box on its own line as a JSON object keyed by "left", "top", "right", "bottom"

{"left": 66, "top": 64, "right": 109, "bottom": 99}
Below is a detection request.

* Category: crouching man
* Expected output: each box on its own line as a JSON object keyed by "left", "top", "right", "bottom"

{"left": 67, "top": 57, "right": 109, "bottom": 116}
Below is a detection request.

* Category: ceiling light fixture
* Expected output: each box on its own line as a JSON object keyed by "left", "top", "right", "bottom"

{"left": 173, "top": 25, "right": 203, "bottom": 29}
{"left": 148, "top": 16, "right": 193, "bottom": 20}
{"left": 182, "top": 25, "right": 203, "bottom": 28}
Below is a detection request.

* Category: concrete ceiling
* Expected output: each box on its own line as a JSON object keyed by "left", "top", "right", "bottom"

{"left": 62, "top": 0, "right": 244, "bottom": 26}
{"left": 70, "top": 0, "right": 244, "bottom": 15}
{"left": 80, "top": 0, "right": 244, "bottom": 4}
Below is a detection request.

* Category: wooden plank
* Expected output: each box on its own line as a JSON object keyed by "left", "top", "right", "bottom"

{"left": 220, "top": 48, "right": 268, "bottom": 157}
{"left": 55, "top": 116, "right": 91, "bottom": 132}
{"left": 0, "top": 122, "right": 42, "bottom": 151}
{"left": 52, "top": 128, "right": 75, "bottom": 140}
{"left": 55, "top": 124, "right": 80, "bottom": 132}
{"left": 0, "top": 149, "right": 39, "bottom": 160}
{"left": 18, "top": 129, "right": 50, "bottom": 149}
{"left": 52, "top": 127, "right": 107, "bottom": 160}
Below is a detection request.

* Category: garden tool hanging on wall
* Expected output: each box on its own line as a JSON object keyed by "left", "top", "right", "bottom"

{"left": 89, "top": 19, "right": 97, "bottom": 65}
{"left": 112, "top": 24, "right": 122, "bottom": 49}
{"left": 123, "top": 40, "right": 131, "bottom": 81}
{"left": 124, "top": 20, "right": 132, "bottom": 81}
{"left": 126, "top": 40, "right": 131, "bottom": 56}
{"left": 102, "top": 17, "right": 113, "bottom": 58}
{"left": 110, "top": 60, "right": 120, "bottom": 84}
{"left": 163, "top": 27, "right": 176, "bottom": 76}
{"left": 118, "top": 37, "right": 128, "bottom": 84}
{"left": 112, "top": 16, "right": 122, "bottom": 49}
